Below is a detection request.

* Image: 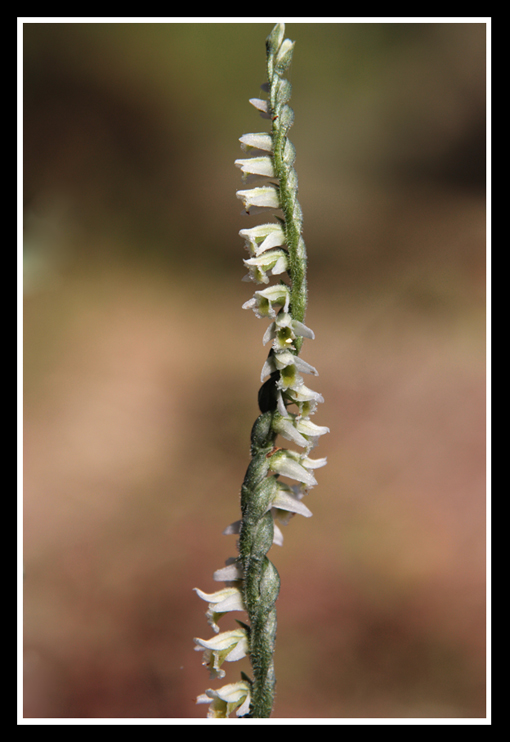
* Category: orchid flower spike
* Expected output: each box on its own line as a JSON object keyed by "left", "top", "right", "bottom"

{"left": 194, "top": 24, "right": 327, "bottom": 719}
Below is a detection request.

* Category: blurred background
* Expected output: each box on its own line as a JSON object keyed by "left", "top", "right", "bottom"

{"left": 22, "top": 21, "right": 486, "bottom": 719}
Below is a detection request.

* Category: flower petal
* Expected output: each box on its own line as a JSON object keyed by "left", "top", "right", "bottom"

{"left": 235, "top": 156, "right": 275, "bottom": 178}
{"left": 239, "top": 132, "right": 273, "bottom": 152}
{"left": 271, "top": 488, "right": 313, "bottom": 518}
{"left": 269, "top": 449, "right": 318, "bottom": 487}
{"left": 249, "top": 98, "right": 272, "bottom": 119}
{"left": 194, "top": 586, "right": 246, "bottom": 631}
{"left": 213, "top": 562, "right": 243, "bottom": 582}
{"left": 196, "top": 680, "right": 251, "bottom": 718}
{"left": 236, "top": 185, "right": 280, "bottom": 212}
{"left": 243, "top": 284, "right": 290, "bottom": 318}
{"left": 272, "top": 413, "right": 309, "bottom": 448}
{"left": 194, "top": 628, "right": 249, "bottom": 679}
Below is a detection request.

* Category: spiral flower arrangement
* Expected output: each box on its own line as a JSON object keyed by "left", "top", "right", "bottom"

{"left": 194, "top": 23, "right": 328, "bottom": 719}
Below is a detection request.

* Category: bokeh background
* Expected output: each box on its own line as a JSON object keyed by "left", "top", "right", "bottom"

{"left": 22, "top": 21, "right": 486, "bottom": 719}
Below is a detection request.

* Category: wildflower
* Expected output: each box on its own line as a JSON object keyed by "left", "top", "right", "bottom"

{"left": 196, "top": 24, "right": 327, "bottom": 718}
{"left": 242, "top": 284, "right": 290, "bottom": 318}
{"left": 235, "top": 156, "right": 275, "bottom": 179}
{"left": 196, "top": 680, "right": 251, "bottom": 718}
{"left": 262, "top": 312, "right": 314, "bottom": 349}
{"left": 271, "top": 412, "right": 309, "bottom": 447}
{"left": 249, "top": 97, "right": 272, "bottom": 119}
{"left": 268, "top": 448, "right": 318, "bottom": 487}
{"left": 272, "top": 411, "right": 329, "bottom": 450}
{"left": 236, "top": 185, "right": 280, "bottom": 213}
{"left": 239, "top": 132, "right": 273, "bottom": 153}
{"left": 194, "top": 586, "right": 246, "bottom": 633}
{"left": 213, "top": 561, "right": 243, "bottom": 582}
{"left": 243, "top": 249, "right": 288, "bottom": 284}
{"left": 239, "top": 223, "right": 286, "bottom": 256}
{"left": 270, "top": 482, "right": 313, "bottom": 518}
{"left": 261, "top": 349, "right": 318, "bottom": 383}
{"left": 282, "top": 383, "right": 324, "bottom": 414}
{"left": 294, "top": 417, "right": 330, "bottom": 448}
{"left": 194, "top": 628, "right": 249, "bottom": 679}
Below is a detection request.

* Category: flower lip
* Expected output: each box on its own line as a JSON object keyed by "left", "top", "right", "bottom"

{"left": 268, "top": 449, "right": 318, "bottom": 487}
{"left": 239, "top": 223, "right": 286, "bottom": 256}
{"left": 235, "top": 156, "right": 275, "bottom": 179}
{"left": 196, "top": 680, "right": 251, "bottom": 718}
{"left": 249, "top": 98, "right": 272, "bottom": 119}
{"left": 194, "top": 628, "right": 249, "bottom": 679}
{"left": 269, "top": 484, "right": 313, "bottom": 518}
{"left": 239, "top": 132, "right": 273, "bottom": 153}
{"left": 236, "top": 185, "right": 280, "bottom": 212}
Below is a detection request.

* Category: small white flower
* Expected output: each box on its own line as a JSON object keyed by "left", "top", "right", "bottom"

{"left": 239, "top": 132, "right": 273, "bottom": 153}
{"left": 196, "top": 680, "right": 251, "bottom": 718}
{"left": 268, "top": 449, "right": 318, "bottom": 487}
{"left": 194, "top": 586, "right": 246, "bottom": 632}
{"left": 271, "top": 484, "right": 311, "bottom": 538}
{"left": 236, "top": 185, "right": 280, "bottom": 213}
{"left": 284, "top": 383, "right": 324, "bottom": 415}
{"left": 243, "top": 249, "right": 288, "bottom": 284}
{"left": 235, "top": 156, "right": 275, "bottom": 179}
{"left": 276, "top": 350, "right": 318, "bottom": 375}
{"left": 263, "top": 312, "right": 314, "bottom": 349}
{"left": 239, "top": 223, "right": 286, "bottom": 256}
{"left": 270, "top": 483, "right": 313, "bottom": 518}
{"left": 242, "top": 284, "right": 290, "bottom": 318}
{"left": 249, "top": 97, "right": 272, "bottom": 119}
{"left": 299, "top": 453, "right": 328, "bottom": 470}
{"left": 194, "top": 628, "right": 249, "bottom": 679}
{"left": 213, "top": 561, "right": 243, "bottom": 582}
{"left": 295, "top": 417, "right": 330, "bottom": 448}
{"left": 261, "top": 350, "right": 318, "bottom": 386}
{"left": 271, "top": 413, "right": 309, "bottom": 448}
{"left": 272, "top": 411, "right": 329, "bottom": 450}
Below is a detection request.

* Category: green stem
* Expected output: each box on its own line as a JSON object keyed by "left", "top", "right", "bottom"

{"left": 239, "top": 413, "right": 280, "bottom": 717}
{"left": 238, "top": 25, "right": 308, "bottom": 719}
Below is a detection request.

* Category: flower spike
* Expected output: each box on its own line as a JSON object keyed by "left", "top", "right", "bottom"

{"left": 195, "top": 24, "right": 327, "bottom": 719}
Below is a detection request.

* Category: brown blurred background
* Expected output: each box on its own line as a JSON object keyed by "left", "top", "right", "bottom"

{"left": 22, "top": 21, "right": 486, "bottom": 719}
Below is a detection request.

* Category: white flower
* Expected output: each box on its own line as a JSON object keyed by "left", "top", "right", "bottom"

{"left": 236, "top": 185, "right": 280, "bottom": 213}
{"left": 194, "top": 586, "right": 246, "bottom": 633}
{"left": 268, "top": 449, "right": 318, "bottom": 487}
{"left": 299, "top": 453, "right": 328, "bottom": 470}
{"left": 242, "top": 284, "right": 290, "bottom": 318}
{"left": 239, "top": 223, "right": 286, "bottom": 256}
{"left": 239, "top": 132, "right": 273, "bottom": 153}
{"left": 261, "top": 349, "right": 318, "bottom": 382}
{"left": 271, "top": 413, "right": 309, "bottom": 448}
{"left": 243, "top": 249, "right": 288, "bottom": 284}
{"left": 272, "top": 411, "right": 329, "bottom": 450}
{"left": 271, "top": 484, "right": 312, "bottom": 543}
{"left": 235, "top": 156, "right": 275, "bottom": 179}
{"left": 249, "top": 97, "right": 272, "bottom": 119}
{"left": 262, "top": 312, "right": 314, "bottom": 349}
{"left": 283, "top": 383, "right": 324, "bottom": 415}
{"left": 295, "top": 417, "right": 330, "bottom": 447}
{"left": 196, "top": 680, "right": 251, "bottom": 718}
{"left": 270, "top": 482, "right": 312, "bottom": 518}
{"left": 213, "top": 561, "right": 243, "bottom": 582}
{"left": 194, "top": 628, "right": 249, "bottom": 679}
